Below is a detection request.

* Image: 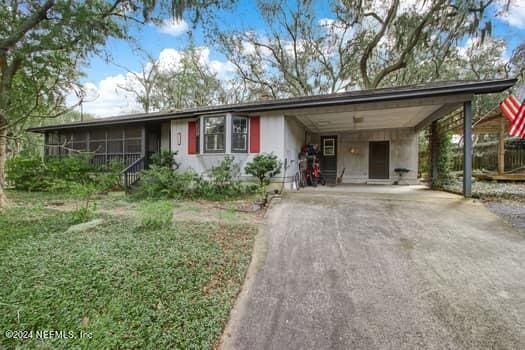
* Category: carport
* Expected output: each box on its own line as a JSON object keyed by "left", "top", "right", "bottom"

{"left": 282, "top": 79, "right": 516, "bottom": 196}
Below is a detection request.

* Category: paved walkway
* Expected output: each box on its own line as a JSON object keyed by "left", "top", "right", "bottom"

{"left": 222, "top": 186, "right": 525, "bottom": 350}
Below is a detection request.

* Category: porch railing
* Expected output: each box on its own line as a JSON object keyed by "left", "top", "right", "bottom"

{"left": 121, "top": 156, "right": 146, "bottom": 190}
{"left": 90, "top": 153, "right": 142, "bottom": 168}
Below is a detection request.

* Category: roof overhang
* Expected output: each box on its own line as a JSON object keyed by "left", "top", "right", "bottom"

{"left": 28, "top": 78, "right": 517, "bottom": 133}
{"left": 287, "top": 94, "right": 471, "bottom": 133}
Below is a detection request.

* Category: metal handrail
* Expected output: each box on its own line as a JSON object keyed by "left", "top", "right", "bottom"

{"left": 120, "top": 156, "right": 146, "bottom": 189}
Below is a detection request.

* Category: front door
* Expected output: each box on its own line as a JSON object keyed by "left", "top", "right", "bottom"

{"left": 369, "top": 141, "right": 389, "bottom": 179}
{"left": 320, "top": 135, "right": 338, "bottom": 184}
{"left": 147, "top": 126, "right": 161, "bottom": 160}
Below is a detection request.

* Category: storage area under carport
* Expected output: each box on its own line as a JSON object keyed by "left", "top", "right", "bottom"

{"left": 280, "top": 81, "right": 512, "bottom": 196}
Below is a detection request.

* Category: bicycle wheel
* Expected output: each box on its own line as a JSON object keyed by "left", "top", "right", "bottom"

{"left": 298, "top": 171, "right": 305, "bottom": 187}
{"left": 294, "top": 172, "right": 300, "bottom": 191}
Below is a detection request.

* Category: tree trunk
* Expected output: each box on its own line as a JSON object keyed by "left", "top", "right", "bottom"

{"left": 0, "top": 126, "right": 7, "bottom": 208}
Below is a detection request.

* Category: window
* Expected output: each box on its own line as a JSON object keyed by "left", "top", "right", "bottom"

{"left": 323, "top": 138, "right": 335, "bottom": 156}
{"left": 204, "top": 116, "right": 225, "bottom": 153}
{"left": 196, "top": 119, "right": 200, "bottom": 153}
{"left": 232, "top": 116, "right": 248, "bottom": 153}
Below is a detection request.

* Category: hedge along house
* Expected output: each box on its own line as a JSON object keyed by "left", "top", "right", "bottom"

{"left": 29, "top": 79, "right": 516, "bottom": 197}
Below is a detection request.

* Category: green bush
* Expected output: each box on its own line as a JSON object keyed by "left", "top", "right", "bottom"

{"left": 199, "top": 156, "right": 245, "bottom": 199}
{"left": 244, "top": 153, "right": 282, "bottom": 186}
{"left": 138, "top": 200, "right": 173, "bottom": 229}
{"left": 133, "top": 157, "right": 255, "bottom": 201}
{"left": 6, "top": 153, "right": 122, "bottom": 193}
{"left": 431, "top": 132, "right": 454, "bottom": 189}
{"left": 69, "top": 182, "right": 99, "bottom": 223}
{"left": 150, "top": 150, "right": 179, "bottom": 169}
{"left": 133, "top": 165, "right": 198, "bottom": 200}
{"left": 5, "top": 154, "right": 49, "bottom": 191}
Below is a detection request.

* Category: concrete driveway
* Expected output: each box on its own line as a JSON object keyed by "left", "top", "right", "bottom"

{"left": 222, "top": 185, "right": 525, "bottom": 350}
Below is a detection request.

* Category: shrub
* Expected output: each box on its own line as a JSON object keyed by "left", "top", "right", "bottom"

{"left": 133, "top": 165, "right": 198, "bottom": 200}
{"left": 92, "top": 159, "right": 125, "bottom": 192}
{"left": 5, "top": 154, "right": 48, "bottom": 191}
{"left": 137, "top": 200, "right": 173, "bottom": 229}
{"left": 198, "top": 156, "right": 245, "bottom": 199}
{"left": 244, "top": 153, "right": 282, "bottom": 186}
{"left": 150, "top": 150, "right": 179, "bottom": 169}
{"left": 6, "top": 153, "right": 122, "bottom": 193}
{"left": 431, "top": 132, "right": 454, "bottom": 189}
{"left": 133, "top": 157, "right": 255, "bottom": 201}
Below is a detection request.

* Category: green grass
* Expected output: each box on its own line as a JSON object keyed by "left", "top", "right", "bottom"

{"left": 0, "top": 192, "right": 257, "bottom": 349}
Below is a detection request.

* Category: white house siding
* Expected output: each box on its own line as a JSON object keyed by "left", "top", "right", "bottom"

{"left": 283, "top": 116, "right": 306, "bottom": 183}
{"left": 336, "top": 128, "right": 419, "bottom": 184}
{"left": 170, "top": 116, "right": 417, "bottom": 186}
{"left": 170, "top": 114, "right": 287, "bottom": 183}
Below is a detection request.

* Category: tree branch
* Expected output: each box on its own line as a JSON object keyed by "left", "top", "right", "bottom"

{"left": 359, "top": 0, "right": 399, "bottom": 88}
{"left": 0, "top": 0, "right": 55, "bottom": 50}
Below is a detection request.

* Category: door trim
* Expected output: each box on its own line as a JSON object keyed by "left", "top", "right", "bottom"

{"left": 320, "top": 135, "right": 338, "bottom": 184}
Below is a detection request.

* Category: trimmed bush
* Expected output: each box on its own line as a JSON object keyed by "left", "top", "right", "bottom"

{"left": 244, "top": 153, "right": 282, "bottom": 186}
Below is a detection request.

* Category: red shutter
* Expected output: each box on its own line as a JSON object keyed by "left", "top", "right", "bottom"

{"left": 188, "top": 121, "right": 197, "bottom": 154}
{"left": 249, "top": 116, "right": 260, "bottom": 153}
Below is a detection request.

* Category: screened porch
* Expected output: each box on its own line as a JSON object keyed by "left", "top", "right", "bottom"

{"left": 43, "top": 124, "right": 162, "bottom": 168}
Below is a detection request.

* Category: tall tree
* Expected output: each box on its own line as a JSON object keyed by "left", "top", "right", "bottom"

{"left": 117, "top": 52, "right": 162, "bottom": 113}
{"left": 151, "top": 46, "right": 228, "bottom": 110}
{"left": 119, "top": 46, "right": 230, "bottom": 112}
{"left": 214, "top": 0, "right": 509, "bottom": 98}
{"left": 0, "top": 0, "right": 217, "bottom": 208}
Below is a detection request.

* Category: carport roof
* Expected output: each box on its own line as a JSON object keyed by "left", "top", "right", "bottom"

{"left": 28, "top": 78, "right": 516, "bottom": 132}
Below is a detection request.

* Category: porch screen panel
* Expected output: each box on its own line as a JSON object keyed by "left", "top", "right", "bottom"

{"left": 89, "top": 128, "right": 107, "bottom": 166}
{"left": 71, "top": 130, "right": 88, "bottom": 151}
{"left": 45, "top": 132, "right": 61, "bottom": 156}
{"left": 124, "top": 127, "right": 142, "bottom": 164}
{"left": 107, "top": 128, "right": 124, "bottom": 163}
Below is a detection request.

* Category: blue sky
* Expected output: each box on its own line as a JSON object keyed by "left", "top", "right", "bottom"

{"left": 77, "top": 0, "right": 525, "bottom": 117}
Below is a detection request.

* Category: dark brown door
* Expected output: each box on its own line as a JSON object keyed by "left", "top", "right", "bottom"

{"left": 369, "top": 141, "right": 389, "bottom": 179}
{"left": 319, "top": 135, "right": 337, "bottom": 184}
{"left": 147, "top": 126, "right": 161, "bottom": 160}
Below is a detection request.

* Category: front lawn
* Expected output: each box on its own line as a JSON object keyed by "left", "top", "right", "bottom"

{"left": 0, "top": 191, "right": 257, "bottom": 349}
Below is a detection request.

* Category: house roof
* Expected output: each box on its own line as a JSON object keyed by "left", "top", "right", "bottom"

{"left": 28, "top": 78, "right": 517, "bottom": 133}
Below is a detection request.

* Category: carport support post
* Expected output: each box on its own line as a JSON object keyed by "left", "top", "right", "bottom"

{"left": 463, "top": 100, "right": 473, "bottom": 198}
{"left": 430, "top": 121, "right": 439, "bottom": 187}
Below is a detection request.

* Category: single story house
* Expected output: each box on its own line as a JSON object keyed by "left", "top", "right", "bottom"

{"left": 28, "top": 79, "right": 516, "bottom": 197}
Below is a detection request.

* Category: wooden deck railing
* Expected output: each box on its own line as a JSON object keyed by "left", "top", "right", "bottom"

{"left": 120, "top": 156, "right": 146, "bottom": 190}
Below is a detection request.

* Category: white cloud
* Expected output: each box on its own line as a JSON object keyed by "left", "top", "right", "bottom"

{"left": 497, "top": 0, "right": 525, "bottom": 29}
{"left": 157, "top": 47, "right": 236, "bottom": 80}
{"left": 68, "top": 74, "right": 142, "bottom": 117}
{"left": 69, "top": 47, "right": 235, "bottom": 118}
{"left": 157, "top": 19, "right": 189, "bottom": 36}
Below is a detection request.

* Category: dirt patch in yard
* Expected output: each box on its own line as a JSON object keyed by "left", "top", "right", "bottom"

{"left": 173, "top": 199, "right": 263, "bottom": 225}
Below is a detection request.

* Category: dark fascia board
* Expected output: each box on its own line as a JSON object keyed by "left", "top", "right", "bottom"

{"left": 28, "top": 78, "right": 517, "bottom": 133}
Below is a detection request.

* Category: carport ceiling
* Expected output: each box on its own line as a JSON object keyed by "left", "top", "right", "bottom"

{"left": 289, "top": 96, "right": 469, "bottom": 133}
{"left": 295, "top": 105, "right": 446, "bottom": 133}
